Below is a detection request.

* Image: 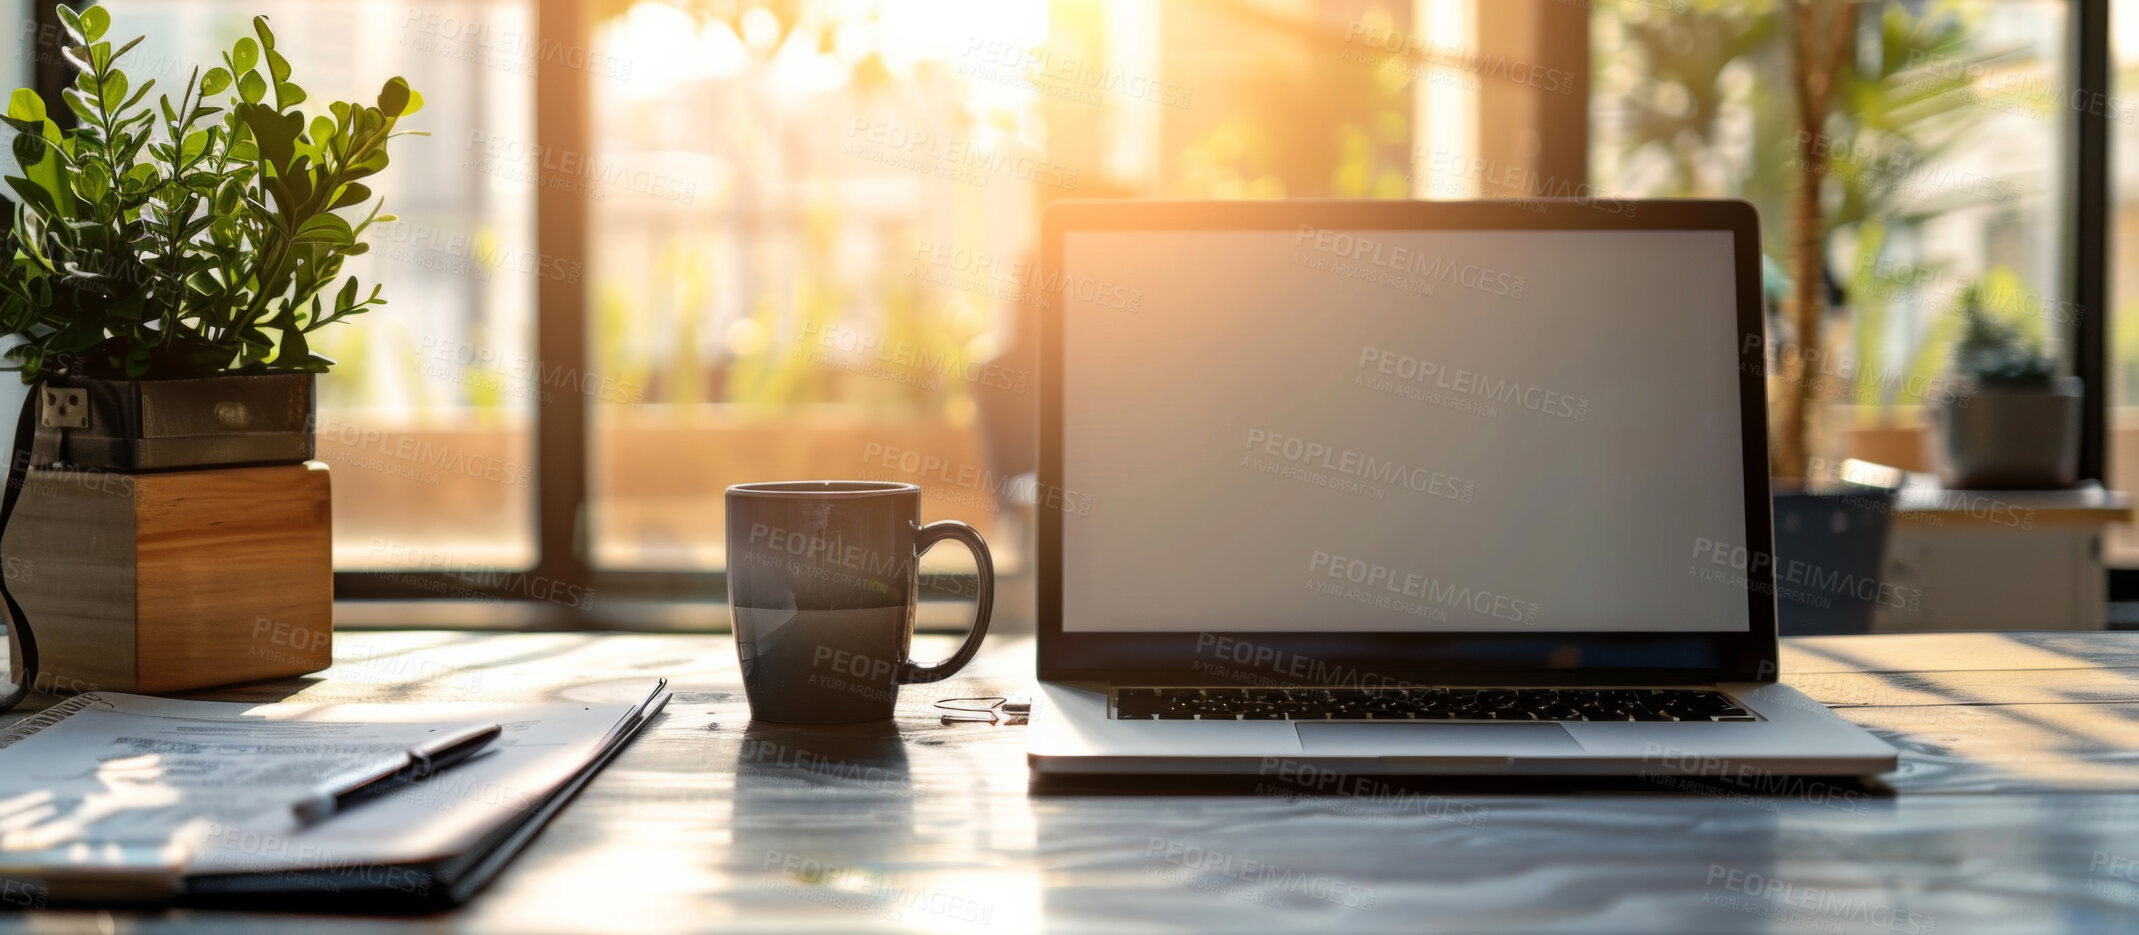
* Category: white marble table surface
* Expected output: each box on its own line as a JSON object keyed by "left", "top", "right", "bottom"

{"left": 4, "top": 629, "right": 2138, "bottom": 933}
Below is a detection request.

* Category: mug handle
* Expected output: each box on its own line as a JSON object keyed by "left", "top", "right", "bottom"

{"left": 899, "top": 520, "right": 993, "bottom": 684}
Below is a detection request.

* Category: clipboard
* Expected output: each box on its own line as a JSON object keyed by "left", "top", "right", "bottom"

{"left": 0, "top": 680, "right": 670, "bottom": 908}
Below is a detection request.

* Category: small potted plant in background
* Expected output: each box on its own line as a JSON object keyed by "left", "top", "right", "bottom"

{"left": 0, "top": 5, "right": 421, "bottom": 693}
{"left": 1926, "top": 283, "right": 2080, "bottom": 490}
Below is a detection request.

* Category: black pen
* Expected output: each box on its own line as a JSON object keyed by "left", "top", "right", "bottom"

{"left": 291, "top": 722, "right": 503, "bottom": 824}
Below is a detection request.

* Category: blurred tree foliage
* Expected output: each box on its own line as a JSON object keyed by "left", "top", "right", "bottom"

{"left": 1167, "top": 0, "right": 1411, "bottom": 199}
{"left": 1596, "top": 0, "right": 2031, "bottom": 420}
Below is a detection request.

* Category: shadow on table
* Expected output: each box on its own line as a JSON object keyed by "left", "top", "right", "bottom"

{"left": 1029, "top": 771, "right": 1894, "bottom": 799}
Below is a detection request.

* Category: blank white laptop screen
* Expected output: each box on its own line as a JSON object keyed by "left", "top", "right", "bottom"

{"left": 1058, "top": 227, "right": 1749, "bottom": 633}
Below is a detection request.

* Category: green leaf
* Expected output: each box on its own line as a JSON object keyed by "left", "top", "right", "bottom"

{"left": 6, "top": 174, "right": 56, "bottom": 218}
{"left": 55, "top": 5, "right": 83, "bottom": 44}
{"left": 6, "top": 91, "right": 70, "bottom": 218}
{"left": 70, "top": 61, "right": 95, "bottom": 95}
{"left": 119, "top": 78, "right": 153, "bottom": 114}
{"left": 279, "top": 165, "right": 312, "bottom": 206}
{"left": 294, "top": 213, "right": 353, "bottom": 244}
{"left": 60, "top": 88, "right": 96, "bottom": 125}
{"left": 274, "top": 317, "right": 311, "bottom": 367}
{"left": 275, "top": 81, "right": 305, "bottom": 109}
{"left": 232, "top": 37, "right": 258, "bottom": 73}
{"left": 259, "top": 174, "right": 295, "bottom": 217}
{"left": 69, "top": 164, "right": 107, "bottom": 203}
{"left": 110, "top": 35, "right": 142, "bottom": 65}
{"left": 79, "top": 5, "right": 109, "bottom": 42}
{"left": 266, "top": 49, "right": 291, "bottom": 84}
{"left": 104, "top": 286, "right": 146, "bottom": 322}
{"left": 377, "top": 78, "right": 413, "bottom": 118}
{"left": 7, "top": 88, "right": 47, "bottom": 124}
{"left": 99, "top": 71, "right": 127, "bottom": 111}
{"left": 201, "top": 66, "right": 232, "bottom": 96}
{"left": 252, "top": 15, "right": 275, "bottom": 52}
{"left": 329, "top": 181, "right": 370, "bottom": 210}
{"left": 180, "top": 128, "right": 211, "bottom": 161}
{"left": 238, "top": 70, "right": 266, "bottom": 105}
{"left": 48, "top": 320, "right": 106, "bottom": 353}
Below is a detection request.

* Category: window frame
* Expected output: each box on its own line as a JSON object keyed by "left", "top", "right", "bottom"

{"left": 2077, "top": 0, "right": 2110, "bottom": 487}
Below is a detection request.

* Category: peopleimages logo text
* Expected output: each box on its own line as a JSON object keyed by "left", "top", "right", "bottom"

{"left": 912, "top": 239, "right": 1141, "bottom": 312}
{"left": 1310, "top": 549, "right": 1540, "bottom": 624}
{"left": 1357, "top": 347, "right": 1589, "bottom": 421}
{"left": 1296, "top": 226, "right": 1523, "bottom": 297}
{"left": 847, "top": 119, "right": 1081, "bottom": 189}
{"left": 1691, "top": 537, "right": 1921, "bottom": 612}
{"left": 1341, "top": 22, "right": 1578, "bottom": 96}
{"left": 1244, "top": 429, "right": 1473, "bottom": 502}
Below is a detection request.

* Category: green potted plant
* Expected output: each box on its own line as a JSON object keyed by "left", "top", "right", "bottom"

{"left": 0, "top": 4, "right": 422, "bottom": 694}
{"left": 3, "top": 5, "right": 420, "bottom": 465}
{"left": 1926, "top": 283, "right": 2079, "bottom": 489}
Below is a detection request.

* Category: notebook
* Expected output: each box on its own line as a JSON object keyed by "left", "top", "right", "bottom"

{"left": 0, "top": 680, "right": 670, "bottom": 907}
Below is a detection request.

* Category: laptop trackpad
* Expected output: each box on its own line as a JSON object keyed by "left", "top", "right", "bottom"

{"left": 1295, "top": 722, "right": 1584, "bottom": 755}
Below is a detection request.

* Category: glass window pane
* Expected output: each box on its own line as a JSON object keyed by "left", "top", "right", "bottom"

{"left": 585, "top": 0, "right": 1065, "bottom": 577}
{"left": 0, "top": 1, "right": 30, "bottom": 90}
{"left": 101, "top": 0, "right": 537, "bottom": 570}
{"left": 2109, "top": 2, "right": 2139, "bottom": 565}
{"left": 583, "top": 0, "right": 1451, "bottom": 581}
{"left": 1592, "top": 0, "right": 2069, "bottom": 473}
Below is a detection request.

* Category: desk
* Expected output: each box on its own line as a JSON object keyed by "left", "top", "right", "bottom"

{"left": 6, "top": 630, "right": 2139, "bottom": 933}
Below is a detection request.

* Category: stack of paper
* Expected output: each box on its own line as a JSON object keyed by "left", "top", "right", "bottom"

{"left": 0, "top": 681, "right": 668, "bottom": 906}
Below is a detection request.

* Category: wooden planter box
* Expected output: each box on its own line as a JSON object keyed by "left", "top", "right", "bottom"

{"left": 3, "top": 461, "right": 333, "bottom": 693}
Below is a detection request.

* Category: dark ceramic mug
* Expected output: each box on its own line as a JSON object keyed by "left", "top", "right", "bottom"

{"left": 726, "top": 481, "right": 993, "bottom": 724}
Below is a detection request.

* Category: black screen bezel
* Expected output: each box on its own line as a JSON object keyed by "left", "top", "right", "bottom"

{"left": 1037, "top": 199, "right": 1778, "bottom": 685}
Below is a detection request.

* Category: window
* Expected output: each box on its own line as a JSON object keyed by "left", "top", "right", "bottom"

{"left": 571, "top": 0, "right": 1473, "bottom": 616}
{"left": 46, "top": 0, "right": 1517, "bottom": 618}
{"left": 2107, "top": 0, "right": 2139, "bottom": 565}
{"left": 43, "top": 1, "right": 2110, "bottom": 618}
{"left": 581, "top": 1, "right": 1059, "bottom": 574}
{"left": 102, "top": 0, "right": 540, "bottom": 571}
{"left": 1592, "top": 0, "right": 2073, "bottom": 475}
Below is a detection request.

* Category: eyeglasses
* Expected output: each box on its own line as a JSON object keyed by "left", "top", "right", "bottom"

{"left": 933, "top": 696, "right": 1030, "bottom": 724}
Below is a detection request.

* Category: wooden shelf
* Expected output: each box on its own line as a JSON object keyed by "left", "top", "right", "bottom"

{"left": 1890, "top": 476, "right": 2131, "bottom": 528}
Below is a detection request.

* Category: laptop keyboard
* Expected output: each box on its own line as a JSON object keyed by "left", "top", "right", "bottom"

{"left": 1112, "top": 687, "right": 1756, "bottom": 722}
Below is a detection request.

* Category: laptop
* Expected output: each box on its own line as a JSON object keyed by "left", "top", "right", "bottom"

{"left": 1025, "top": 199, "right": 1898, "bottom": 777}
